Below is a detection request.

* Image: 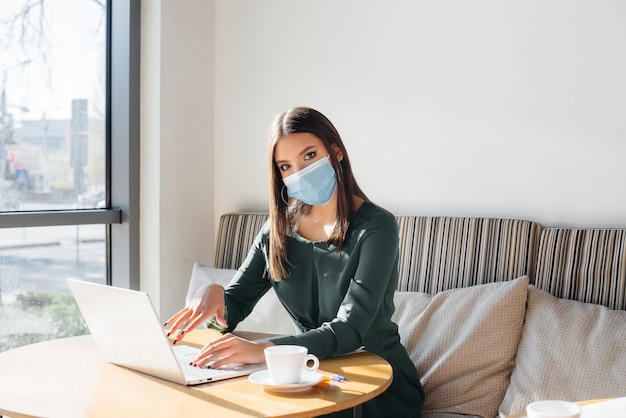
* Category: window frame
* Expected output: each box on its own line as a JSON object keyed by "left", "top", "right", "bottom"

{"left": 0, "top": 0, "right": 141, "bottom": 290}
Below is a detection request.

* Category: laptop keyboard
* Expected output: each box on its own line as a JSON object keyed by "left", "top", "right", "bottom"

{"left": 172, "top": 344, "right": 266, "bottom": 383}
{"left": 177, "top": 357, "right": 231, "bottom": 379}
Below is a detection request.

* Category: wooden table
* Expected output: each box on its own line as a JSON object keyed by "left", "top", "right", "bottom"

{"left": 0, "top": 330, "right": 392, "bottom": 417}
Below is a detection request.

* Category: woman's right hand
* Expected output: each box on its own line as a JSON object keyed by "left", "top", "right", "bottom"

{"left": 163, "top": 283, "right": 228, "bottom": 345}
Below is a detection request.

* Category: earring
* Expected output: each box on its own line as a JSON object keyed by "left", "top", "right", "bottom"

{"left": 281, "top": 185, "right": 290, "bottom": 205}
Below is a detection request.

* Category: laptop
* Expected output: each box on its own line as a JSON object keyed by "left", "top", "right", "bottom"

{"left": 67, "top": 278, "right": 266, "bottom": 385}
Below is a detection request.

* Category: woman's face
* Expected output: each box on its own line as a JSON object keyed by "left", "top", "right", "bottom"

{"left": 273, "top": 133, "right": 331, "bottom": 179}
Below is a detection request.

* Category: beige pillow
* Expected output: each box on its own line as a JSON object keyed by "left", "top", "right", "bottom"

{"left": 187, "top": 263, "right": 295, "bottom": 336}
{"left": 498, "top": 285, "right": 626, "bottom": 417}
{"left": 392, "top": 276, "right": 529, "bottom": 418}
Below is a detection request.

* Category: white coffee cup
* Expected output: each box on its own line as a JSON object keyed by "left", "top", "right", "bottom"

{"left": 264, "top": 345, "right": 319, "bottom": 385}
{"left": 526, "top": 400, "right": 581, "bottom": 418}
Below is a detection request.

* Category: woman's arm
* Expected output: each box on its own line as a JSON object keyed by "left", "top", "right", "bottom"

{"left": 219, "top": 224, "right": 274, "bottom": 332}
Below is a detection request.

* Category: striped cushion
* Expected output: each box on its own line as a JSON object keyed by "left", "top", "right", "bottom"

{"left": 214, "top": 213, "right": 269, "bottom": 270}
{"left": 534, "top": 228, "right": 626, "bottom": 310}
{"left": 396, "top": 216, "right": 540, "bottom": 293}
{"left": 214, "top": 213, "right": 541, "bottom": 293}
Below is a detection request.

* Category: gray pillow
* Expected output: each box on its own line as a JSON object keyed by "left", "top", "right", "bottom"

{"left": 187, "top": 262, "right": 295, "bottom": 335}
{"left": 186, "top": 262, "right": 238, "bottom": 305}
{"left": 499, "top": 285, "right": 626, "bottom": 416}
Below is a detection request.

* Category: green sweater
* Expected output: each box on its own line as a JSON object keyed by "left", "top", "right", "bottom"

{"left": 222, "top": 202, "right": 424, "bottom": 417}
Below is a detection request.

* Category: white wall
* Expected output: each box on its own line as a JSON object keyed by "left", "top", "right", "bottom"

{"left": 144, "top": 0, "right": 626, "bottom": 318}
{"left": 213, "top": 0, "right": 626, "bottom": 228}
{"left": 141, "top": 0, "right": 215, "bottom": 319}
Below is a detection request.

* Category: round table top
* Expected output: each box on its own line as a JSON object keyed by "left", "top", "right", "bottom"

{"left": 0, "top": 330, "right": 393, "bottom": 417}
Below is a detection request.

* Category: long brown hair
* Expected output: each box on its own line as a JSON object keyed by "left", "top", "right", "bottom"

{"left": 267, "top": 107, "right": 368, "bottom": 281}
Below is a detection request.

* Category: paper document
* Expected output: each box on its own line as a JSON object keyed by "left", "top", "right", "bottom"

{"left": 580, "top": 397, "right": 626, "bottom": 418}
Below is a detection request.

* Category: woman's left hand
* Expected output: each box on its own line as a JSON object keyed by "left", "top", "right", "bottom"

{"left": 191, "top": 333, "right": 274, "bottom": 369}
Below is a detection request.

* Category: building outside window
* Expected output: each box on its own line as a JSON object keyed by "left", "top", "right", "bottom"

{"left": 0, "top": 0, "right": 139, "bottom": 352}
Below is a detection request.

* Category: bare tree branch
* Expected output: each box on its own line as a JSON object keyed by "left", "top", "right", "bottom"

{"left": 0, "top": 0, "right": 107, "bottom": 95}
{"left": 1, "top": 0, "right": 106, "bottom": 90}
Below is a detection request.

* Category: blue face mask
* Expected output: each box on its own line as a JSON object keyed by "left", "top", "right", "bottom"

{"left": 283, "top": 155, "right": 337, "bottom": 205}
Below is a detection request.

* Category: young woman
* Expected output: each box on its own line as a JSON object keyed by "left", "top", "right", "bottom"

{"left": 165, "top": 107, "right": 425, "bottom": 417}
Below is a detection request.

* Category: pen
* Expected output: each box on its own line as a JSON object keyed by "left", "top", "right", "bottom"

{"left": 319, "top": 370, "right": 347, "bottom": 382}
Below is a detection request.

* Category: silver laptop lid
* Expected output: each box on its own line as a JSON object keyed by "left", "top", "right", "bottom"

{"left": 67, "top": 279, "right": 188, "bottom": 385}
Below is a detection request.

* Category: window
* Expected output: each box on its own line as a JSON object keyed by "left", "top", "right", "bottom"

{"left": 0, "top": 0, "right": 139, "bottom": 352}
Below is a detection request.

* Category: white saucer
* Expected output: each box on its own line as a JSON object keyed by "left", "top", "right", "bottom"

{"left": 248, "top": 370, "right": 324, "bottom": 393}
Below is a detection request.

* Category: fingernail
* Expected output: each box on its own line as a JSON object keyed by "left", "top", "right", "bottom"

{"left": 180, "top": 330, "right": 185, "bottom": 336}
{"left": 163, "top": 322, "right": 168, "bottom": 326}
{"left": 172, "top": 340, "right": 177, "bottom": 345}
{"left": 166, "top": 332, "right": 171, "bottom": 337}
